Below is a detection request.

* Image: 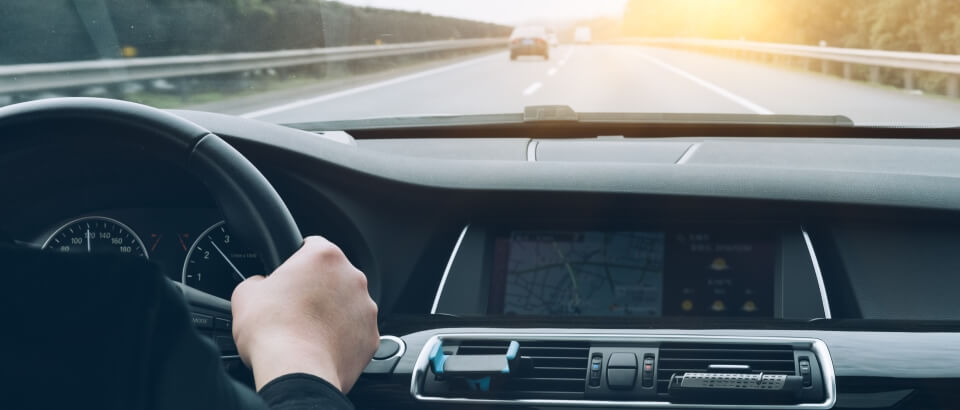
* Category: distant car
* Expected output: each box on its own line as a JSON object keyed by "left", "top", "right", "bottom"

{"left": 510, "top": 26, "right": 549, "bottom": 60}
{"left": 574, "top": 26, "right": 592, "bottom": 44}
{"left": 547, "top": 33, "right": 559, "bottom": 47}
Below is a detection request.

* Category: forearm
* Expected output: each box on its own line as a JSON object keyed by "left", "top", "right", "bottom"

{"left": 259, "top": 373, "right": 354, "bottom": 410}
{"left": 244, "top": 335, "right": 343, "bottom": 392}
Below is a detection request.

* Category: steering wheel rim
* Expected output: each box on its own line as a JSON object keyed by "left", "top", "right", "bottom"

{"left": 0, "top": 97, "right": 302, "bottom": 277}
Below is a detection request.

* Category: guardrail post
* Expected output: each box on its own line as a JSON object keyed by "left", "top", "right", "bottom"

{"left": 869, "top": 66, "right": 881, "bottom": 83}
{"left": 948, "top": 76, "right": 959, "bottom": 98}
{"left": 817, "top": 41, "right": 830, "bottom": 74}
{"left": 904, "top": 70, "right": 915, "bottom": 90}
{"left": 177, "top": 78, "right": 190, "bottom": 102}
{"left": 842, "top": 63, "right": 852, "bottom": 80}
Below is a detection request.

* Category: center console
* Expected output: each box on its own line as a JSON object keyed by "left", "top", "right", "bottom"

{"left": 375, "top": 220, "right": 839, "bottom": 407}
{"left": 410, "top": 333, "right": 835, "bottom": 408}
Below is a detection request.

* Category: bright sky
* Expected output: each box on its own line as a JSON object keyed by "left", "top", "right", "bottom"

{"left": 337, "top": 0, "right": 628, "bottom": 25}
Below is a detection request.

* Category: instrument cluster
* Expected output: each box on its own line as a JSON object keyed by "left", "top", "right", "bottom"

{"left": 36, "top": 208, "right": 260, "bottom": 300}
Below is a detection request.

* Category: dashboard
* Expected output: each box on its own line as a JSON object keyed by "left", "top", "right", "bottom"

{"left": 4, "top": 107, "right": 960, "bottom": 409}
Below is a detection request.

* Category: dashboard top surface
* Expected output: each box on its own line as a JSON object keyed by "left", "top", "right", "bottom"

{"left": 171, "top": 109, "right": 960, "bottom": 213}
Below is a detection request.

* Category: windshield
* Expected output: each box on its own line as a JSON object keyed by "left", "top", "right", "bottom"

{"left": 3, "top": 0, "right": 960, "bottom": 126}
{"left": 512, "top": 27, "right": 548, "bottom": 38}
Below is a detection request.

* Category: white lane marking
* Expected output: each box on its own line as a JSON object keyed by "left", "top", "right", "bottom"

{"left": 522, "top": 82, "right": 543, "bottom": 96}
{"left": 547, "top": 67, "right": 558, "bottom": 76}
{"left": 633, "top": 52, "right": 774, "bottom": 115}
{"left": 241, "top": 52, "right": 504, "bottom": 119}
{"left": 557, "top": 50, "right": 575, "bottom": 67}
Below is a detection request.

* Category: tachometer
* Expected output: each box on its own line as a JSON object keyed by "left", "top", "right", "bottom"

{"left": 42, "top": 216, "right": 148, "bottom": 259}
{"left": 182, "top": 221, "right": 261, "bottom": 300}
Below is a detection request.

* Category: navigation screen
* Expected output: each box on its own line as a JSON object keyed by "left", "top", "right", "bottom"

{"left": 488, "top": 230, "right": 775, "bottom": 317}
{"left": 491, "top": 231, "right": 665, "bottom": 316}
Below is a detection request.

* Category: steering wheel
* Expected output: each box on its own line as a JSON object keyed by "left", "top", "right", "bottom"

{"left": 0, "top": 97, "right": 303, "bottom": 304}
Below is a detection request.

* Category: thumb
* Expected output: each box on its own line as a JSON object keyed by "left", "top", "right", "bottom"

{"left": 242, "top": 274, "right": 267, "bottom": 283}
{"left": 231, "top": 274, "right": 266, "bottom": 302}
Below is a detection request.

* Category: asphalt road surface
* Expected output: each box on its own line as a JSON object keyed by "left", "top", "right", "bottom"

{"left": 231, "top": 45, "right": 960, "bottom": 126}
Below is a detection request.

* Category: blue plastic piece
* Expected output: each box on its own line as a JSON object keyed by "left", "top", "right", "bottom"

{"left": 428, "top": 340, "right": 520, "bottom": 377}
{"left": 505, "top": 341, "right": 520, "bottom": 360}
{"left": 428, "top": 341, "right": 447, "bottom": 375}
{"left": 465, "top": 376, "right": 492, "bottom": 392}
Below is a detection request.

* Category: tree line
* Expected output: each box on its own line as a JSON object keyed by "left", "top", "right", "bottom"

{"left": 623, "top": 0, "right": 960, "bottom": 54}
{"left": 1, "top": 0, "right": 510, "bottom": 64}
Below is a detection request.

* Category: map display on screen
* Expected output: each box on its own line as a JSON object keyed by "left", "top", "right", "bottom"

{"left": 495, "top": 231, "right": 665, "bottom": 316}
{"left": 489, "top": 229, "right": 775, "bottom": 317}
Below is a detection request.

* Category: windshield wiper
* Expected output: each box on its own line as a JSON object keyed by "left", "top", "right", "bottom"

{"left": 284, "top": 105, "right": 854, "bottom": 132}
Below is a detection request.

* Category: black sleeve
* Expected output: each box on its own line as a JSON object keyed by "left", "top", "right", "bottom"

{"left": 4, "top": 245, "right": 270, "bottom": 410}
{"left": 259, "top": 373, "right": 355, "bottom": 410}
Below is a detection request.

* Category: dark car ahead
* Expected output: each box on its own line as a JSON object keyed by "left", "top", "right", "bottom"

{"left": 509, "top": 26, "right": 549, "bottom": 60}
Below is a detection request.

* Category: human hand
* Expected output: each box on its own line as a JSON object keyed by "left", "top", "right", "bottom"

{"left": 231, "top": 236, "right": 379, "bottom": 392}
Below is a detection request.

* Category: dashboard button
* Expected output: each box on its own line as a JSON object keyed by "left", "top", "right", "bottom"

{"left": 373, "top": 338, "right": 401, "bottom": 360}
{"left": 641, "top": 355, "right": 655, "bottom": 388}
{"left": 606, "top": 368, "right": 637, "bottom": 390}
{"left": 214, "top": 317, "right": 232, "bottom": 331}
{"left": 608, "top": 352, "right": 637, "bottom": 368}
{"left": 799, "top": 357, "right": 812, "bottom": 387}
{"left": 191, "top": 313, "right": 213, "bottom": 329}
{"left": 589, "top": 353, "right": 603, "bottom": 387}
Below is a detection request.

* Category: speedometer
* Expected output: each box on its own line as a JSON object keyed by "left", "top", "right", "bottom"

{"left": 182, "top": 221, "right": 261, "bottom": 300}
{"left": 42, "top": 216, "right": 148, "bottom": 259}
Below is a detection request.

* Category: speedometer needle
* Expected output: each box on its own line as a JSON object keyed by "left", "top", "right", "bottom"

{"left": 86, "top": 229, "right": 91, "bottom": 253}
{"left": 209, "top": 239, "right": 246, "bottom": 281}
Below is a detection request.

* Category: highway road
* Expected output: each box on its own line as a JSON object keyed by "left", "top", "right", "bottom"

{"left": 228, "top": 45, "right": 960, "bottom": 126}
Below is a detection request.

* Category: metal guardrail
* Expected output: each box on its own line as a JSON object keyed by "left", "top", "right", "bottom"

{"left": 0, "top": 38, "right": 507, "bottom": 95}
{"left": 618, "top": 38, "right": 960, "bottom": 96}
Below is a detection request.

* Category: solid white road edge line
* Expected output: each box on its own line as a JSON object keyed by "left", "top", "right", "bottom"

{"left": 633, "top": 51, "right": 775, "bottom": 115}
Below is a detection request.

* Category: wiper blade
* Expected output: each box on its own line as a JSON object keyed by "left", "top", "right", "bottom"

{"left": 522, "top": 105, "right": 853, "bottom": 126}
{"left": 577, "top": 111, "right": 854, "bottom": 127}
{"left": 285, "top": 105, "right": 853, "bottom": 131}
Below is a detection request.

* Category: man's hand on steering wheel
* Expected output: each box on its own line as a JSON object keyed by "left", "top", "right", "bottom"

{"left": 231, "top": 236, "right": 380, "bottom": 393}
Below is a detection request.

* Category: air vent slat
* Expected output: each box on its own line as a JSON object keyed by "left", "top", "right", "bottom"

{"left": 521, "top": 357, "right": 588, "bottom": 366}
{"left": 509, "top": 378, "right": 586, "bottom": 392}
{"left": 511, "top": 377, "right": 585, "bottom": 382}
{"left": 452, "top": 340, "right": 589, "bottom": 398}
{"left": 656, "top": 343, "right": 797, "bottom": 394}
{"left": 456, "top": 347, "right": 508, "bottom": 355}
{"left": 522, "top": 366, "right": 588, "bottom": 378}
{"left": 660, "top": 358, "right": 795, "bottom": 362}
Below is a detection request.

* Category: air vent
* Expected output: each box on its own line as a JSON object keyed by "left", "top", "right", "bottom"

{"left": 453, "top": 340, "right": 590, "bottom": 399}
{"left": 657, "top": 343, "right": 796, "bottom": 394}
